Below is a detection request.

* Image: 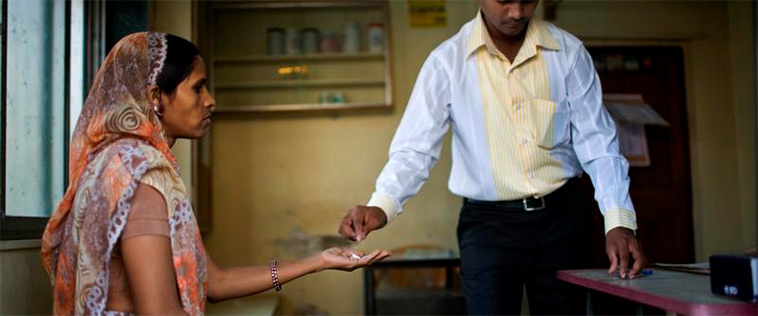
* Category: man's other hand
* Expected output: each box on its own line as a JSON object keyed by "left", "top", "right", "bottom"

{"left": 606, "top": 227, "right": 647, "bottom": 279}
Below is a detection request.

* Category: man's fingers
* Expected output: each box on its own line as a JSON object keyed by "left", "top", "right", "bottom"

{"left": 351, "top": 211, "right": 365, "bottom": 242}
{"left": 339, "top": 206, "right": 386, "bottom": 243}
{"left": 618, "top": 242, "right": 630, "bottom": 278}
{"left": 338, "top": 216, "right": 356, "bottom": 240}
{"left": 629, "top": 242, "right": 646, "bottom": 277}
{"left": 607, "top": 247, "right": 618, "bottom": 275}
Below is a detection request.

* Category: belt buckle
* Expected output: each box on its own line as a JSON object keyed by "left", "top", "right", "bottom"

{"left": 523, "top": 196, "right": 545, "bottom": 211}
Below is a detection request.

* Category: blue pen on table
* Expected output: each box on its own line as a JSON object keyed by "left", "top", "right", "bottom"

{"left": 610, "top": 269, "right": 653, "bottom": 279}
{"left": 630, "top": 269, "right": 653, "bottom": 279}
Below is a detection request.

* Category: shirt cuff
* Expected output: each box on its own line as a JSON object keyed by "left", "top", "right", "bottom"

{"left": 603, "top": 208, "right": 638, "bottom": 235}
{"left": 367, "top": 192, "right": 400, "bottom": 224}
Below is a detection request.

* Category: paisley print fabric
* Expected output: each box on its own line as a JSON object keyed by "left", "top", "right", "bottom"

{"left": 40, "top": 32, "right": 207, "bottom": 315}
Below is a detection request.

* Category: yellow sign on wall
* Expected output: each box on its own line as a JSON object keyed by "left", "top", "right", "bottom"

{"left": 408, "top": 1, "right": 447, "bottom": 28}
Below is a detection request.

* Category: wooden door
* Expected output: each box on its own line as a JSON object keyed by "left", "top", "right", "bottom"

{"left": 582, "top": 46, "right": 694, "bottom": 266}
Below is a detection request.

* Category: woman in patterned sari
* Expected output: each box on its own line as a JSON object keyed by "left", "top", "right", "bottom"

{"left": 40, "top": 32, "right": 389, "bottom": 316}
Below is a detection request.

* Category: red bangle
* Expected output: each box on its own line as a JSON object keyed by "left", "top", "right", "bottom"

{"left": 269, "top": 260, "right": 282, "bottom": 291}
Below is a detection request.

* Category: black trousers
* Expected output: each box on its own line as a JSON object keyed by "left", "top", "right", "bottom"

{"left": 457, "top": 180, "right": 592, "bottom": 315}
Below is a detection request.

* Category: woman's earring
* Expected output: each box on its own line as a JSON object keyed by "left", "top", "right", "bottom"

{"left": 153, "top": 104, "right": 165, "bottom": 117}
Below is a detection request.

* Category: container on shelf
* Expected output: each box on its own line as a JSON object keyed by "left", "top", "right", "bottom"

{"left": 285, "top": 27, "right": 301, "bottom": 55}
{"left": 301, "top": 28, "right": 319, "bottom": 54}
{"left": 367, "top": 22, "right": 384, "bottom": 54}
{"left": 333, "top": 92, "right": 346, "bottom": 103}
{"left": 266, "top": 27, "right": 285, "bottom": 55}
{"left": 343, "top": 22, "right": 360, "bottom": 53}
{"left": 319, "top": 29, "right": 339, "bottom": 53}
{"left": 318, "top": 92, "right": 332, "bottom": 104}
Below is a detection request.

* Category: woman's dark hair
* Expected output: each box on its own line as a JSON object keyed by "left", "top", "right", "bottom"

{"left": 155, "top": 34, "right": 200, "bottom": 94}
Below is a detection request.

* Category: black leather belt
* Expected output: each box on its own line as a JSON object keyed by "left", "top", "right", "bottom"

{"left": 463, "top": 178, "right": 578, "bottom": 211}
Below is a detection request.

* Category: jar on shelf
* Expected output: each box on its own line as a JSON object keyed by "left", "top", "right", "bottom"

{"left": 318, "top": 92, "right": 332, "bottom": 104}
{"left": 366, "top": 22, "right": 384, "bottom": 54}
{"left": 342, "top": 22, "right": 360, "bottom": 53}
{"left": 301, "top": 28, "right": 319, "bottom": 54}
{"left": 266, "top": 27, "right": 285, "bottom": 55}
{"left": 333, "top": 92, "right": 346, "bottom": 104}
{"left": 285, "top": 27, "right": 301, "bottom": 55}
{"left": 319, "top": 29, "right": 339, "bottom": 53}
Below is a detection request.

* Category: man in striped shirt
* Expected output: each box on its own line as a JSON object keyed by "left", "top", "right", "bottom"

{"left": 339, "top": 0, "right": 646, "bottom": 314}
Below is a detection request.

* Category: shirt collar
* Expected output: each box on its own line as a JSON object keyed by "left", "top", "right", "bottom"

{"left": 466, "top": 10, "right": 561, "bottom": 58}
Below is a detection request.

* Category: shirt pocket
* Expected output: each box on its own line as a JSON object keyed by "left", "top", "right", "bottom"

{"left": 529, "top": 98, "right": 570, "bottom": 149}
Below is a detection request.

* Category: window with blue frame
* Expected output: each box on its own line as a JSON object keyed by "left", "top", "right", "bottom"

{"left": 0, "top": 0, "right": 148, "bottom": 240}
{"left": 1, "top": 0, "right": 82, "bottom": 240}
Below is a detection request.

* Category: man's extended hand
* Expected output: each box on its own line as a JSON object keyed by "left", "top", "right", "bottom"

{"left": 606, "top": 227, "right": 647, "bottom": 279}
{"left": 338, "top": 205, "right": 387, "bottom": 242}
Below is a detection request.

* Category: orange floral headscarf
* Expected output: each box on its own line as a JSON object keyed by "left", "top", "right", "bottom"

{"left": 40, "top": 32, "right": 207, "bottom": 315}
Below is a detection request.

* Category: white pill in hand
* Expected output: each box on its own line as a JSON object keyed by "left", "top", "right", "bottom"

{"left": 349, "top": 254, "right": 362, "bottom": 260}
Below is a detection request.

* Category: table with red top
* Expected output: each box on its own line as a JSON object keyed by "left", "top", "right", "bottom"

{"left": 557, "top": 268, "right": 757, "bottom": 316}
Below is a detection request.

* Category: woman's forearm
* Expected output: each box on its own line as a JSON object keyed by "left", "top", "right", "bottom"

{"left": 206, "top": 254, "right": 323, "bottom": 302}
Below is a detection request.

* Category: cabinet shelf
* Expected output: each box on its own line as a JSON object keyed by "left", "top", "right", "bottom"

{"left": 203, "top": 0, "right": 392, "bottom": 113}
{"left": 214, "top": 52, "right": 385, "bottom": 63}
{"left": 214, "top": 78, "right": 385, "bottom": 90}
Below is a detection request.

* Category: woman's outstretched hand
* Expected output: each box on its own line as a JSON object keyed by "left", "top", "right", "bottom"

{"left": 318, "top": 247, "right": 391, "bottom": 271}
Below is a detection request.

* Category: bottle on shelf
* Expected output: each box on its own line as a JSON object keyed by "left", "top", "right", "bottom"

{"left": 266, "top": 27, "right": 285, "bottom": 55}
{"left": 285, "top": 27, "right": 301, "bottom": 55}
{"left": 301, "top": 28, "right": 319, "bottom": 54}
{"left": 366, "top": 22, "right": 384, "bottom": 54}
{"left": 343, "top": 22, "right": 360, "bottom": 53}
{"left": 318, "top": 92, "right": 332, "bottom": 104}
{"left": 319, "top": 29, "right": 339, "bottom": 54}
{"left": 333, "top": 92, "right": 346, "bottom": 104}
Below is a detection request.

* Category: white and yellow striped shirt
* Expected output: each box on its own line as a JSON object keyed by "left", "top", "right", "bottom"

{"left": 368, "top": 12, "right": 636, "bottom": 234}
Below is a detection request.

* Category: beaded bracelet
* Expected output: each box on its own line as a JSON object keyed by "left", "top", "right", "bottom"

{"left": 269, "top": 259, "right": 282, "bottom": 291}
